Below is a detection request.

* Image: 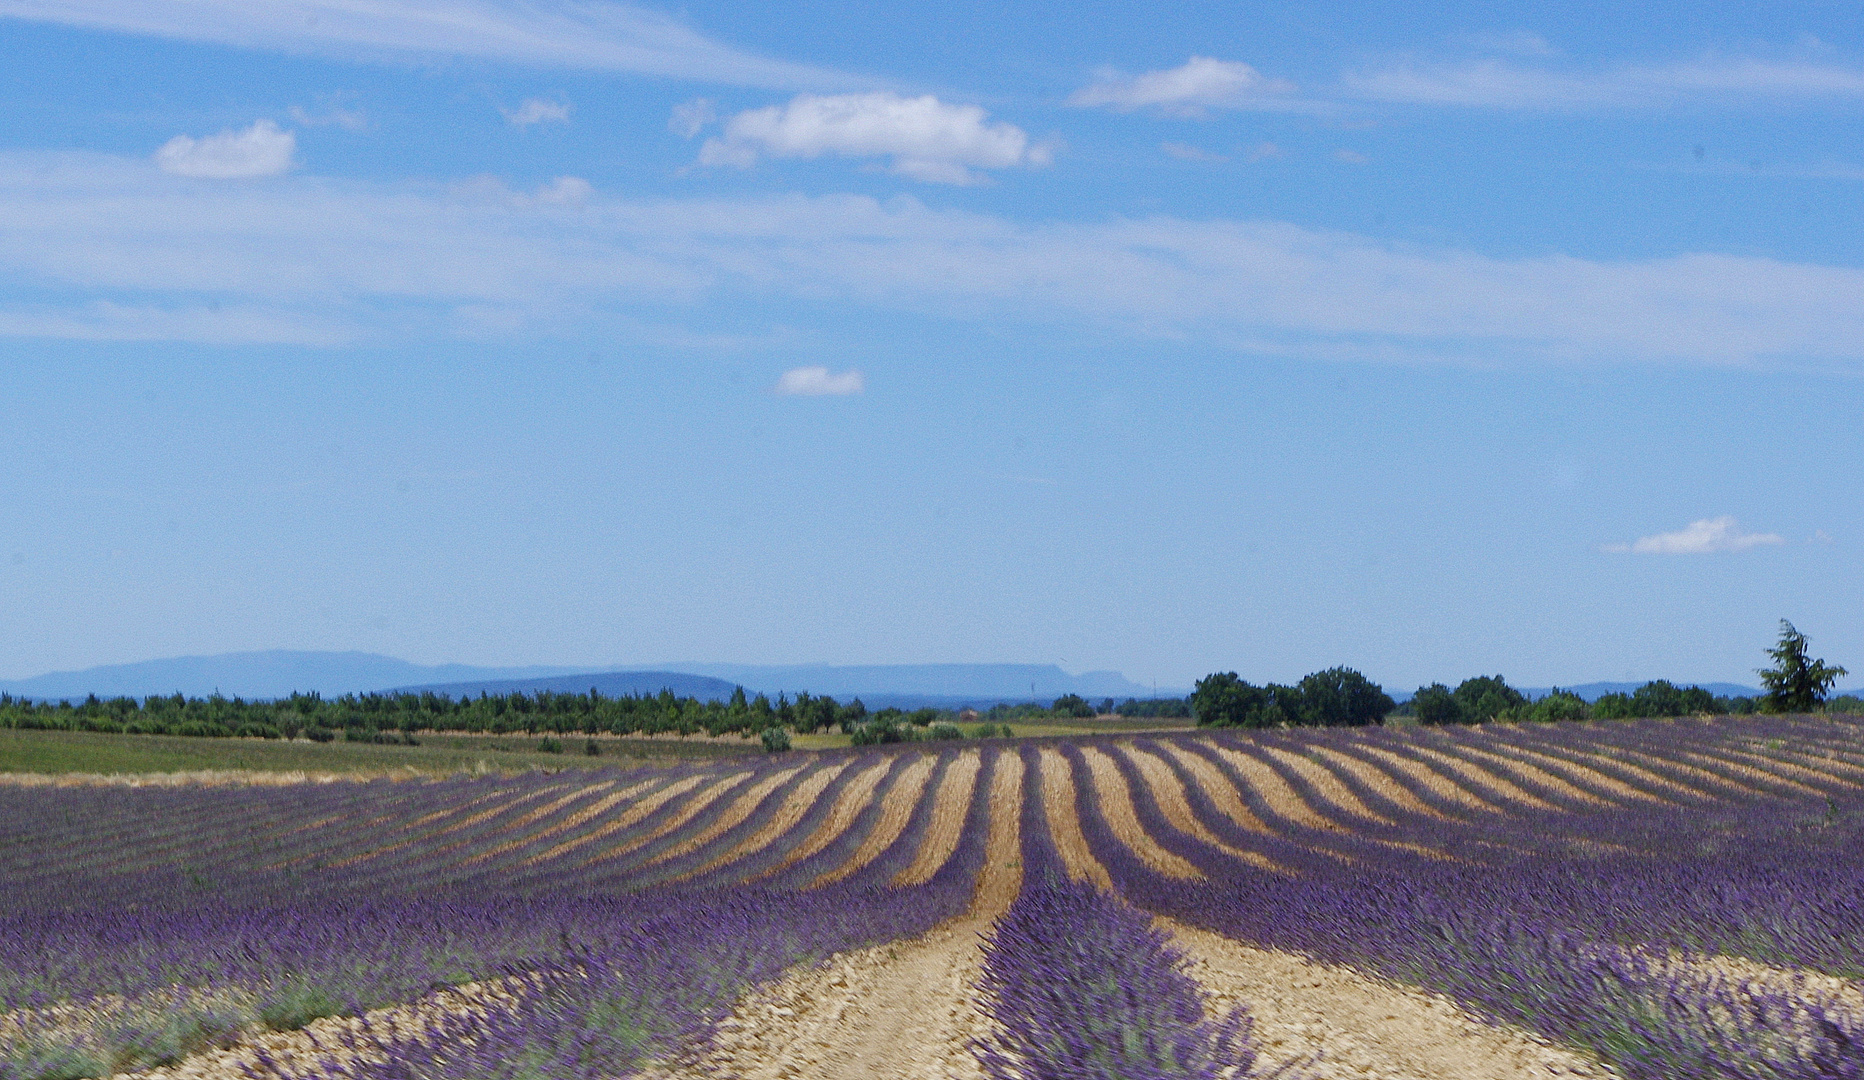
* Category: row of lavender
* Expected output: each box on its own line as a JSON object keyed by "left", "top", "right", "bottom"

{"left": 1033, "top": 720, "right": 1864, "bottom": 1080}
{"left": 0, "top": 748, "right": 997, "bottom": 1080}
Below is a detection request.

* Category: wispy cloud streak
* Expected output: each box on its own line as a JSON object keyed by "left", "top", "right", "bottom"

{"left": 0, "top": 0, "right": 866, "bottom": 89}
{"left": 0, "top": 151, "right": 1862, "bottom": 366}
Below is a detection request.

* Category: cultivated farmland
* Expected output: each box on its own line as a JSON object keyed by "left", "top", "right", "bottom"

{"left": 4, "top": 715, "right": 1864, "bottom": 1079}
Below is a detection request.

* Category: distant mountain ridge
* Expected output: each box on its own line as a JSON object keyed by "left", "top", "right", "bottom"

{"left": 391, "top": 671, "right": 742, "bottom": 701}
{"left": 0, "top": 651, "right": 609, "bottom": 701}
{"left": 653, "top": 663, "right": 1164, "bottom": 701}
{"left": 0, "top": 652, "right": 1174, "bottom": 705}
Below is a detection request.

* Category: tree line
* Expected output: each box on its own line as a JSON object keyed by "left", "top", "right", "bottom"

{"left": 1191, "top": 621, "right": 1853, "bottom": 729}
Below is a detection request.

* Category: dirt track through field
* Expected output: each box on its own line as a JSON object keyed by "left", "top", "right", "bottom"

{"left": 892, "top": 751, "right": 981, "bottom": 886}
{"left": 690, "top": 751, "right": 1027, "bottom": 1080}
{"left": 812, "top": 753, "right": 938, "bottom": 888}
{"left": 1164, "top": 920, "right": 1614, "bottom": 1080}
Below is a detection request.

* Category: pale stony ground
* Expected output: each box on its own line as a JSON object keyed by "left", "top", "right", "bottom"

{"left": 676, "top": 752, "right": 1025, "bottom": 1080}
{"left": 1166, "top": 920, "right": 1616, "bottom": 1080}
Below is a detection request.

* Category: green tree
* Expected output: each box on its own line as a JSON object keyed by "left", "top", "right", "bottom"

{"left": 1411, "top": 683, "right": 1463, "bottom": 725}
{"left": 1759, "top": 620, "right": 1848, "bottom": 713}
{"left": 1452, "top": 676, "right": 1526, "bottom": 724}
{"left": 1052, "top": 694, "right": 1096, "bottom": 718}
{"left": 1191, "top": 673, "right": 1280, "bottom": 728}
{"left": 1294, "top": 667, "right": 1395, "bottom": 727}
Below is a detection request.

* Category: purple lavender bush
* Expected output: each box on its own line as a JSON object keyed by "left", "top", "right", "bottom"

{"left": 972, "top": 882, "right": 1300, "bottom": 1080}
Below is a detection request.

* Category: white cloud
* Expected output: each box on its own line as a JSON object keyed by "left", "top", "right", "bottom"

{"left": 773, "top": 366, "right": 863, "bottom": 395}
{"left": 669, "top": 98, "right": 717, "bottom": 138}
{"left": 0, "top": 0, "right": 863, "bottom": 90}
{"left": 698, "top": 93, "right": 1049, "bottom": 184}
{"left": 1344, "top": 57, "right": 1864, "bottom": 109}
{"left": 3, "top": 151, "right": 1864, "bottom": 365}
{"left": 502, "top": 98, "right": 570, "bottom": 127}
{"left": 1603, "top": 517, "right": 1786, "bottom": 554}
{"left": 1069, "top": 56, "right": 1300, "bottom": 116}
{"left": 288, "top": 105, "right": 367, "bottom": 131}
{"left": 153, "top": 120, "right": 294, "bottom": 179}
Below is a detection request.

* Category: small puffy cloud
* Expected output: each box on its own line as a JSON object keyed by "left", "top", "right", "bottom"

{"left": 1603, "top": 516, "right": 1786, "bottom": 554}
{"left": 154, "top": 120, "right": 295, "bottom": 179}
{"left": 502, "top": 98, "right": 571, "bottom": 127}
{"left": 773, "top": 366, "right": 863, "bottom": 396}
{"left": 699, "top": 93, "right": 1048, "bottom": 184}
{"left": 288, "top": 105, "right": 367, "bottom": 130}
{"left": 533, "top": 176, "right": 592, "bottom": 204}
{"left": 669, "top": 98, "right": 717, "bottom": 138}
{"left": 1069, "top": 56, "right": 1298, "bottom": 116}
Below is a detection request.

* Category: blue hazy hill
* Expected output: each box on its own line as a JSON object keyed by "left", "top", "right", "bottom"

{"left": 654, "top": 663, "right": 1165, "bottom": 701}
{"left": 0, "top": 651, "right": 603, "bottom": 701}
{"left": 391, "top": 671, "right": 741, "bottom": 702}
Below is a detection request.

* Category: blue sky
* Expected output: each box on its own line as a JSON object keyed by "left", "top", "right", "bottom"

{"left": 0, "top": 0, "right": 1859, "bottom": 692}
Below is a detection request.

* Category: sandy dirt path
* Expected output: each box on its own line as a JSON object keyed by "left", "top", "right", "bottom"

{"left": 691, "top": 751, "right": 1025, "bottom": 1080}
{"left": 1164, "top": 920, "right": 1615, "bottom": 1080}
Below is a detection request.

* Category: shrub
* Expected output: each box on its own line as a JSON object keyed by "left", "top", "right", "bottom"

{"left": 303, "top": 725, "right": 336, "bottom": 742}
{"left": 1052, "top": 694, "right": 1097, "bottom": 718}
{"left": 584, "top": 738, "right": 602, "bottom": 756}
{"left": 927, "top": 723, "right": 964, "bottom": 740}
{"left": 537, "top": 737, "right": 563, "bottom": 754}
{"left": 760, "top": 727, "right": 792, "bottom": 752}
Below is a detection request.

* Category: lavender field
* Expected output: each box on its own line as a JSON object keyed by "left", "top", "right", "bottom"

{"left": 5, "top": 714, "right": 1864, "bottom": 1079}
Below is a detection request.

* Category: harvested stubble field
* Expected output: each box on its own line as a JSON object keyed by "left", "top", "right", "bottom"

{"left": 4, "top": 716, "right": 1864, "bottom": 1080}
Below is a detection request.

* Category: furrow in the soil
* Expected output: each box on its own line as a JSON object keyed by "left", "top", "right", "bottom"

{"left": 1400, "top": 742, "right": 1560, "bottom": 812}
{"left": 1163, "top": 920, "right": 1613, "bottom": 1080}
{"left": 1436, "top": 737, "right": 1618, "bottom": 807}
{"left": 1117, "top": 744, "right": 1281, "bottom": 870}
{"left": 1676, "top": 748, "right": 1825, "bottom": 797}
{"left": 626, "top": 767, "right": 805, "bottom": 868}
{"left": 1259, "top": 744, "right": 1397, "bottom": 825}
{"left": 1349, "top": 744, "right": 1506, "bottom": 815}
{"left": 1307, "top": 743, "right": 1448, "bottom": 820}
{"left": 892, "top": 750, "right": 982, "bottom": 887}
{"left": 323, "top": 785, "right": 569, "bottom": 868}
{"left": 1495, "top": 735, "right": 1713, "bottom": 803}
{"left": 1721, "top": 744, "right": 1862, "bottom": 789}
{"left": 1037, "top": 746, "right": 1112, "bottom": 889}
{"left": 455, "top": 781, "right": 625, "bottom": 865}
{"left": 672, "top": 752, "right": 1025, "bottom": 1080}
{"left": 1153, "top": 741, "right": 1278, "bottom": 835}
{"left": 670, "top": 762, "right": 851, "bottom": 881}
{"left": 1203, "top": 741, "right": 1345, "bottom": 831}
{"left": 754, "top": 758, "right": 897, "bottom": 881}
{"left": 1076, "top": 745, "right": 1204, "bottom": 880}
{"left": 812, "top": 753, "right": 939, "bottom": 888}
{"left": 525, "top": 773, "right": 719, "bottom": 864}
{"left": 1606, "top": 743, "right": 1767, "bottom": 798}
